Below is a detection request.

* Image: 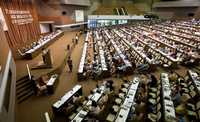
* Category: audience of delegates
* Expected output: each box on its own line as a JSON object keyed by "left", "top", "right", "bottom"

{"left": 134, "top": 22, "right": 198, "bottom": 62}
{"left": 88, "top": 101, "right": 105, "bottom": 117}
{"left": 68, "top": 80, "right": 115, "bottom": 121}
{"left": 124, "top": 26, "right": 182, "bottom": 63}
{"left": 79, "top": 29, "right": 135, "bottom": 80}
{"left": 53, "top": 69, "right": 200, "bottom": 122}
{"left": 138, "top": 22, "right": 199, "bottom": 58}
{"left": 72, "top": 94, "right": 85, "bottom": 106}
{"left": 50, "top": 19, "right": 200, "bottom": 122}
{"left": 167, "top": 70, "right": 200, "bottom": 122}
{"left": 79, "top": 23, "right": 200, "bottom": 79}
{"left": 79, "top": 20, "right": 200, "bottom": 80}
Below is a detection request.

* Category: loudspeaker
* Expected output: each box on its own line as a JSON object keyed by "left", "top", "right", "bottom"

{"left": 62, "top": 11, "right": 67, "bottom": 15}
{"left": 188, "top": 13, "right": 194, "bottom": 17}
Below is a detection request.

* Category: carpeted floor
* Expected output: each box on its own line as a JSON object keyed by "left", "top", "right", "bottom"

{"left": 15, "top": 31, "right": 196, "bottom": 122}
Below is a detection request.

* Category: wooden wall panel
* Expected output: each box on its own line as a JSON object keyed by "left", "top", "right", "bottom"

{"left": 38, "top": 15, "right": 75, "bottom": 24}
{"left": 35, "top": 0, "right": 87, "bottom": 24}
{"left": 0, "top": 0, "right": 41, "bottom": 57}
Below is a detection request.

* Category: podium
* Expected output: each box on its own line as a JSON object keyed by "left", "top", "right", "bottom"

{"left": 42, "top": 49, "right": 52, "bottom": 67}
{"left": 32, "top": 49, "right": 53, "bottom": 69}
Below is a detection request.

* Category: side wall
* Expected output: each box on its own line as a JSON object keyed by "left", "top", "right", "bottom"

{"left": 153, "top": 0, "right": 200, "bottom": 19}
{"left": 35, "top": 0, "right": 88, "bottom": 24}
{"left": 153, "top": 7, "right": 199, "bottom": 19}
{"left": 0, "top": 23, "right": 16, "bottom": 122}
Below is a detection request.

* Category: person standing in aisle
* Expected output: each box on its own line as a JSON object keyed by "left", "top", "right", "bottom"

{"left": 67, "top": 56, "right": 73, "bottom": 72}
{"left": 67, "top": 44, "right": 70, "bottom": 50}
{"left": 75, "top": 33, "right": 79, "bottom": 44}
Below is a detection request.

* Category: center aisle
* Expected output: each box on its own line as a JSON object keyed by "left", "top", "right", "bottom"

{"left": 16, "top": 31, "right": 85, "bottom": 122}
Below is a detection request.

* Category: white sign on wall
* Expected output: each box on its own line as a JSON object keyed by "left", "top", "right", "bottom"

{"left": 5, "top": 9, "right": 33, "bottom": 25}
{"left": 0, "top": 8, "right": 8, "bottom": 31}
{"left": 75, "top": 10, "right": 84, "bottom": 22}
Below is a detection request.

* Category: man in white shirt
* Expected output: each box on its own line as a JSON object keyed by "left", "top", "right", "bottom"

{"left": 89, "top": 101, "right": 105, "bottom": 117}
{"left": 75, "top": 33, "right": 79, "bottom": 44}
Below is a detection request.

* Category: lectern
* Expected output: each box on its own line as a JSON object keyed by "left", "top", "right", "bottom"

{"left": 32, "top": 49, "right": 53, "bottom": 69}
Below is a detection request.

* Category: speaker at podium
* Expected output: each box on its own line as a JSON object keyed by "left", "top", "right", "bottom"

{"left": 31, "top": 48, "right": 53, "bottom": 69}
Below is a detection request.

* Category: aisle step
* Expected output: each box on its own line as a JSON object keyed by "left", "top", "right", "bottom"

{"left": 16, "top": 75, "right": 34, "bottom": 103}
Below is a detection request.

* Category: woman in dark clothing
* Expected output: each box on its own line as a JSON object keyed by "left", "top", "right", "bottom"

{"left": 150, "top": 74, "right": 158, "bottom": 87}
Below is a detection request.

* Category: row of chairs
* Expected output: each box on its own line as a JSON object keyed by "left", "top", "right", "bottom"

{"left": 184, "top": 74, "right": 200, "bottom": 120}
{"left": 155, "top": 24, "right": 199, "bottom": 47}
{"left": 110, "top": 30, "right": 151, "bottom": 73}
{"left": 69, "top": 80, "right": 114, "bottom": 121}
{"left": 106, "top": 80, "right": 131, "bottom": 121}
{"left": 146, "top": 24, "right": 198, "bottom": 49}
{"left": 123, "top": 27, "right": 178, "bottom": 68}
{"left": 169, "top": 71, "right": 200, "bottom": 121}
{"left": 147, "top": 80, "right": 162, "bottom": 122}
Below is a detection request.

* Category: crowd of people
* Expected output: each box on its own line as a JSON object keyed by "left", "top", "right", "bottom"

{"left": 69, "top": 80, "right": 115, "bottom": 121}
{"left": 78, "top": 19, "right": 200, "bottom": 80}
{"left": 51, "top": 66, "right": 200, "bottom": 122}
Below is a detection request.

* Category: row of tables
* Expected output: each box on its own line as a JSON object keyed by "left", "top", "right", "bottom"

{"left": 46, "top": 74, "right": 59, "bottom": 94}
{"left": 156, "top": 24, "right": 200, "bottom": 43}
{"left": 161, "top": 22, "right": 197, "bottom": 36}
{"left": 95, "top": 31, "right": 108, "bottom": 71}
{"left": 78, "top": 28, "right": 135, "bottom": 80}
{"left": 78, "top": 32, "right": 90, "bottom": 80}
{"left": 104, "top": 30, "right": 132, "bottom": 68}
{"left": 78, "top": 31, "right": 109, "bottom": 80}
{"left": 78, "top": 43, "right": 88, "bottom": 74}
{"left": 155, "top": 24, "right": 200, "bottom": 46}
{"left": 188, "top": 70, "right": 200, "bottom": 94}
{"left": 52, "top": 85, "right": 82, "bottom": 113}
{"left": 121, "top": 27, "right": 178, "bottom": 67}
{"left": 143, "top": 25, "right": 197, "bottom": 49}
{"left": 115, "top": 77, "right": 140, "bottom": 122}
{"left": 177, "top": 20, "right": 200, "bottom": 31}
{"left": 114, "top": 29, "right": 154, "bottom": 65}
{"left": 129, "top": 27, "right": 180, "bottom": 63}
{"left": 160, "top": 73, "right": 176, "bottom": 122}
{"left": 140, "top": 24, "right": 200, "bottom": 60}
{"left": 138, "top": 26, "right": 184, "bottom": 53}
{"left": 71, "top": 81, "right": 108, "bottom": 122}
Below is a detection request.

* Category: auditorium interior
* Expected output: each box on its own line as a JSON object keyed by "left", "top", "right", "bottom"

{"left": 1, "top": 0, "right": 200, "bottom": 122}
